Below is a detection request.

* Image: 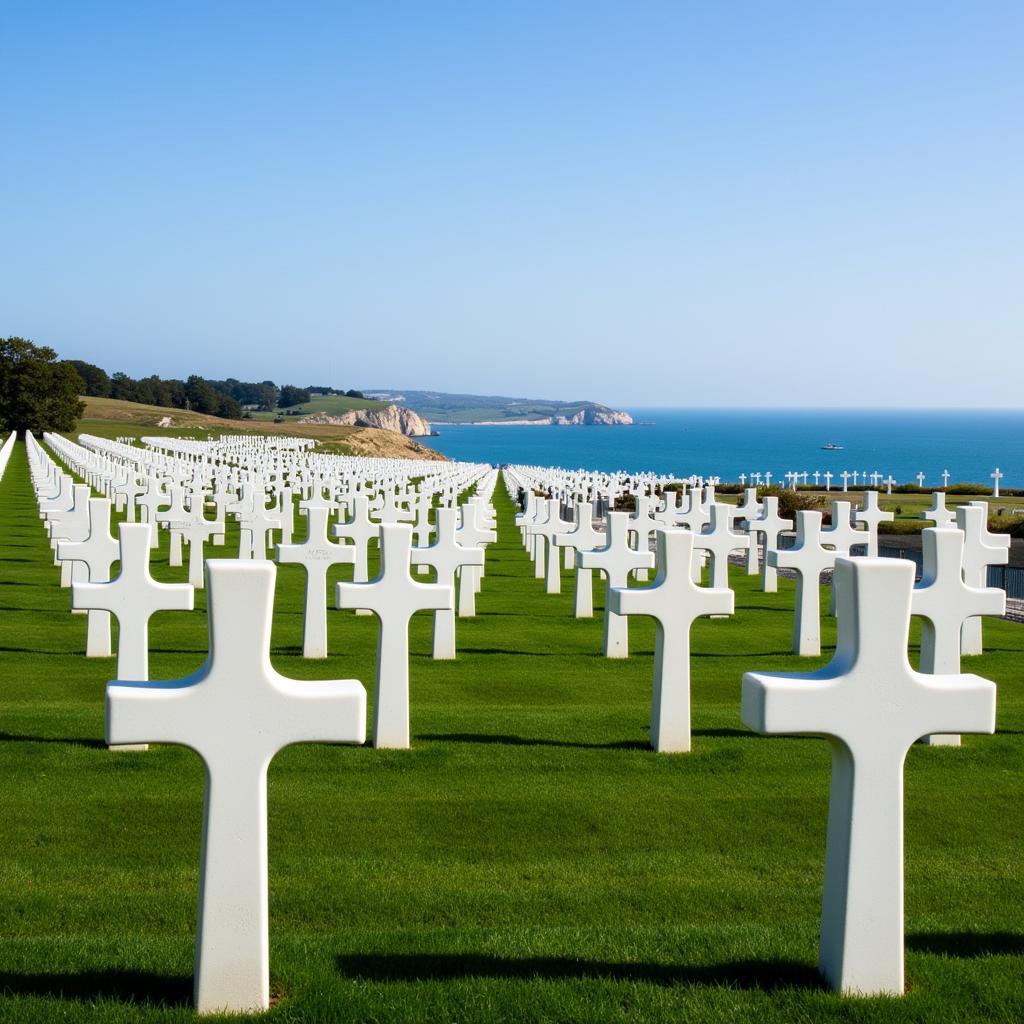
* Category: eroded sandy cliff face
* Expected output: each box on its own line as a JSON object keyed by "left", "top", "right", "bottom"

{"left": 300, "top": 404, "right": 431, "bottom": 436}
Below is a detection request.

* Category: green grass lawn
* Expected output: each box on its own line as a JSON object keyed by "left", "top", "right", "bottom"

{"left": 248, "top": 395, "right": 390, "bottom": 422}
{"left": 0, "top": 441, "right": 1021, "bottom": 1022}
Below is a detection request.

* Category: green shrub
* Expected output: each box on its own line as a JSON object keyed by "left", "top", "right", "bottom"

{"left": 946, "top": 483, "right": 993, "bottom": 495}
{"left": 759, "top": 485, "right": 827, "bottom": 522}
{"left": 879, "top": 520, "right": 926, "bottom": 535}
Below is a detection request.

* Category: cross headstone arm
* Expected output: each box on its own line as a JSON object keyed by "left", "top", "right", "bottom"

{"left": 107, "top": 678, "right": 205, "bottom": 746}
{"left": 909, "top": 673, "right": 996, "bottom": 739}
{"left": 264, "top": 676, "right": 367, "bottom": 748}
{"left": 152, "top": 581, "right": 196, "bottom": 611}
{"left": 741, "top": 670, "right": 844, "bottom": 736}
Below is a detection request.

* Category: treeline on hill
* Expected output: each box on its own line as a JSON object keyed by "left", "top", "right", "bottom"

{"left": 67, "top": 359, "right": 365, "bottom": 420}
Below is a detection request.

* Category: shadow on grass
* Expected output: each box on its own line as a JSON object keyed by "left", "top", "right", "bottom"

{"left": 335, "top": 952, "right": 823, "bottom": 991}
{"left": 693, "top": 728, "right": 755, "bottom": 739}
{"left": 455, "top": 648, "right": 602, "bottom": 658}
{"left": 0, "top": 732, "right": 107, "bottom": 750}
{"left": 419, "top": 732, "right": 649, "bottom": 751}
{"left": 692, "top": 650, "right": 798, "bottom": 659}
{"left": 0, "top": 969, "right": 191, "bottom": 1006}
{"left": 906, "top": 931, "right": 1024, "bottom": 958}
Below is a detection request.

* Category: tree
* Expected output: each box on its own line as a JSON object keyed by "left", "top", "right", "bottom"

{"left": 66, "top": 359, "right": 112, "bottom": 397}
{"left": 0, "top": 337, "right": 86, "bottom": 434}
{"left": 110, "top": 372, "right": 139, "bottom": 402}
{"left": 184, "top": 375, "right": 220, "bottom": 415}
{"left": 345, "top": 389, "right": 365, "bottom": 399}
{"left": 278, "top": 385, "right": 310, "bottom": 408}
{"left": 216, "top": 394, "right": 242, "bottom": 419}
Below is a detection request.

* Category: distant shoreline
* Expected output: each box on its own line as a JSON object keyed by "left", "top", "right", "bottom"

{"left": 434, "top": 420, "right": 635, "bottom": 427}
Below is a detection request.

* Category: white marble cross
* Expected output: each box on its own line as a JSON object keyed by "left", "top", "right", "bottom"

{"left": 840, "top": 471, "right": 850, "bottom": 492}
{"left": 957, "top": 502, "right": 1010, "bottom": 656}
{"left": 113, "top": 473, "right": 144, "bottom": 522}
{"left": 676, "top": 491, "right": 710, "bottom": 534}
{"left": 332, "top": 495, "right": 379, "bottom": 614}
{"left": 277, "top": 506, "right": 356, "bottom": 658}
{"left": 768, "top": 511, "right": 836, "bottom": 656}
{"left": 514, "top": 492, "right": 539, "bottom": 548}
{"left": 733, "top": 488, "right": 763, "bottom": 575}
{"left": 822, "top": 500, "right": 866, "bottom": 555}
{"left": 743, "top": 497, "right": 793, "bottom": 594}
{"left": 823, "top": 471, "right": 832, "bottom": 491}
{"left": 411, "top": 492, "right": 435, "bottom": 549}
{"left": 49, "top": 483, "right": 92, "bottom": 586}
{"left": 534, "top": 499, "right": 572, "bottom": 593}
{"left": 156, "top": 482, "right": 195, "bottom": 568}
{"left": 411, "top": 507, "right": 484, "bottom": 659}
{"left": 454, "top": 502, "right": 496, "bottom": 616}
{"left": 652, "top": 490, "right": 681, "bottom": 530}
{"left": 920, "top": 491, "right": 955, "bottom": 527}
{"left": 135, "top": 477, "right": 168, "bottom": 548}
{"left": 853, "top": 491, "right": 893, "bottom": 558}
{"left": 336, "top": 524, "right": 452, "bottom": 748}
{"left": 526, "top": 500, "right": 552, "bottom": 580}
{"left": 180, "top": 519, "right": 226, "bottom": 588}
{"left": 578, "top": 512, "right": 655, "bottom": 658}
{"left": 107, "top": 560, "right": 365, "bottom": 1014}
{"left": 991, "top": 467, "right": 1003, "bottom": 498}
{"left": 912, "top": 527, "right": 1005, "bottom": 746}
{"left": 742, "top": 557, "right": 995, "bottom": 995}
{"left": 608, "top": 529, "right": 732, "bottom": 752}
{"left": 73, "top": 523, "right": 194, "bottom": 682}
{"left": 941, "top": 470, "right": 950, "bottom": 489}
{"left": 693, "top": 503, "right": 749, "bottom": 589}
{"left": 628, "top": 496, "right": 658, "bottom": 582}
{"left": 553, "top": 500, "right": 604, "bottom": 618}
{"left": 56, "top": 497, "right": 119, "bottom": 656}
{"left": 916, "top": 472, "right": 926, "bottom": 488}
{"left": 822, "top": 500, "right": 868, "bottom": 615}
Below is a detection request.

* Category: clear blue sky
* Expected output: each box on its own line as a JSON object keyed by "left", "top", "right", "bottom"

{"left": 2, "top": 2, "right": 1021, "bottom": 407}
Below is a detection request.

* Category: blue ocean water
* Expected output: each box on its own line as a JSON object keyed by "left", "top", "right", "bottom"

{"left": 420, "top": 408, "right": 1024, "bottom": 488}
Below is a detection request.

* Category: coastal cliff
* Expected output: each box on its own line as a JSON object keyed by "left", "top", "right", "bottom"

{"left": 456, "top": 408, "right": 635, "bottom": 426}
{"left": 555, "top": 408, "right": 633, "bottom": 425}
{"left": 300, "top": 403, "right": 431, "bottom": 436}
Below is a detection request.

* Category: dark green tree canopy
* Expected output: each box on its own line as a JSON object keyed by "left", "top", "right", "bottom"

{"left": 66, "top": 359, "right": 111, "bottom": 397}
{"left": 278, "top": 385, "right": 311, "bottom": 408}
{"left": 0, "top": 338, "right": 86, "bottom": 435}
{"left": 8, "top": 345, "right": 363, "bottom": 423}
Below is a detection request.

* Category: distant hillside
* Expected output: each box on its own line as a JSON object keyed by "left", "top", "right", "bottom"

{"left": 246, "top": 393, "right": 389, "bottom": 422}
{"left": 363, "top": 389, "right": 633, "bottom": 425}
{"left": 76, "top": 396, "right": 447, "bottom": 461}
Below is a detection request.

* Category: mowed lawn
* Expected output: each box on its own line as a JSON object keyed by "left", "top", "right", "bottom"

{"left": 0, "top": 441, "right": 1021, "bottom": 1023}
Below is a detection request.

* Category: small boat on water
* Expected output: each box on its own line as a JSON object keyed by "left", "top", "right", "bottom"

{"left": 821, "top": 441, "right": 844, "bottom": 451}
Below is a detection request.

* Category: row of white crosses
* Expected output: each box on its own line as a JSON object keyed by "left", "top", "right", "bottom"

{"left": 83, "top": 446, "right": 493, "bottom": 1010}
{"left": 35, "top": 431, "right": 498, "bottom": 753}
{"left": 0, "top": 430, "right": 16, "bottom": 480}
{"left": 513, "top": 464, "right": 1014, "bottom": 996}
{"left": 32, "top": 439, "right": 1023, "bottom": 1006}
{"left": 506, "top": 466, "right": 1013, "bottom": 748}
{"left": 24, "top": 439, "right": 1014, "bottom": 1011}
{"left": 507, "top": 473, "right": 741, "bottom": 753}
